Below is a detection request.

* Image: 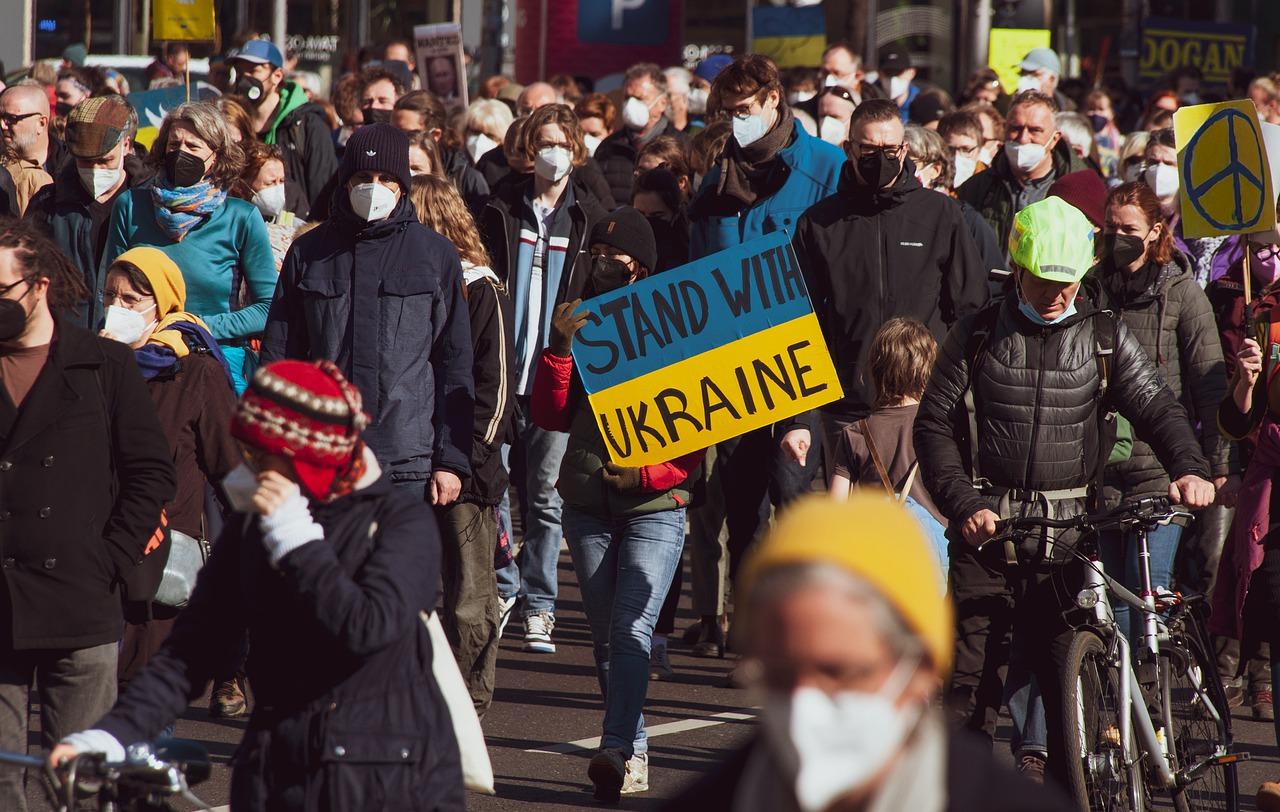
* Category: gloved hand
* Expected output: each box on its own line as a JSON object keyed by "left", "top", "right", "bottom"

{"left": 48, "top": 729, "right": 126, "bottom": 768}
{"left": 549, "top": 299, "right": 591, "bottom": 357}
{"left": 601, "top": 462, "right": 644, "bottom": 492}
{"left": 256, "top": 475, "right": 323, "bottom": 567}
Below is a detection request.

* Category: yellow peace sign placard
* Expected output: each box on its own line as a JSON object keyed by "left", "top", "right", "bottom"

{"left": 1174, "top": 100, "right": 1277, "bottom": 239}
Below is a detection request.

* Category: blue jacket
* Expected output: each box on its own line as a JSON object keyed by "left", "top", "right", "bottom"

{"left": 688, "top": 120, "right": 846, "bottom": 260}
{"left": 262, "top": 194, "right": 474, "bottom": 481}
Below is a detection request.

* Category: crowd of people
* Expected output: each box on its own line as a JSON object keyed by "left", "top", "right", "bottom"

{"left": 0, "top": 28, "right": 1278, "bottom": 812}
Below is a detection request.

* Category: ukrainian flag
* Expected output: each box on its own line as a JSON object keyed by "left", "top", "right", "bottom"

{"left": 752, "top": 6, "right": 826, "bottom": 68}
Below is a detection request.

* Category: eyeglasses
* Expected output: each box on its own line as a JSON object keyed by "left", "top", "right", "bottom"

{"left": 101, "top": 289, "right": 149, "bottom": 308}
{"left": 0, "top": 111, "right": 40, "bottom": 128}
{"left": 1253, "top": 243, "right": 1280, "bottom": 262}
{"left": 853, "top": 143, "right": 905, "bottom": 159}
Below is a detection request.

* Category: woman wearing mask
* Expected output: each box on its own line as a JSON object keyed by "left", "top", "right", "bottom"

{"left": 575, "top": 93, "right": 617, "bottom": 158}
{"left": 407, "top": 129, "right": 443, "bottom": 178}
{"left": 479, "top": 103, "right": 606, "bottom": 657}
{"left": 1117, "top": 131, "right": 1150, "bottom": 185}
{"left": 1095, "top": 181, "right": 1232, "bottom": 643}
{"left": 233, "top": 143, "right": 309, "bottom": 273}
{"left": 104, "top": 102, "right": 276, "bottom": 393}
{"left": 1143, "top": 127, "right": 1233, "bottom": 287}
{"left": 98, "top": 247, "right": 239, "bottom": 695}
{"left": 51, "top": 359, "right": 465, "bottom": 811}
{"left": 462, "top": 99, "right": 514, "bottom": 165}
{"left": 1083, "top": 89, "right": 1123, "bottom": 180}
{"left": 533, "top": 208, "right": 701, "bottom": 802}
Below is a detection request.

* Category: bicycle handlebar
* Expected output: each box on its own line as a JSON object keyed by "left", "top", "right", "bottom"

{"left": 991, "top": 496, "right": 1191, "bottom": 538}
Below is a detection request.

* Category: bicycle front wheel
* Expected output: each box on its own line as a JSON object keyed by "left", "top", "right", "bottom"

{"left": 1163, "top": 621, "right": 1238, "bottom": 812}
{"left": 1063, "top": 630, "right": 1145, "bottom": 812}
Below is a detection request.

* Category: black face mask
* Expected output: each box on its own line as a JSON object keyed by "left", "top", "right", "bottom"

{"left": 585, "top": 256, "right": 634, "bottom": 298}
{"left": 362, "top": 106, "right": 392, "bottom": 126}
{"left": 1105, "top": 233, "right": 1147, "bottom": 268}
{"left": 54, "top": 101, "right": 72, "bottom": 118}
{"left": 0, "top": 295, "right": 30, "bottom": 342}
{"left": 165, "top": 149, "right": 207, "bottom": 188}
{"left": 1087, "top": 114, "right": 1109, "bottom": 133}
{"left": 235, "top": 75, "right": 267, "bottom": 107}
{"left": 857, "top": 151, "right": 901, "bottom": 189}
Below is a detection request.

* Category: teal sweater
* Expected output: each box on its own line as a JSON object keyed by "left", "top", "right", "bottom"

{"left": 104, "top": 185, "right": 276, "bottom": 390}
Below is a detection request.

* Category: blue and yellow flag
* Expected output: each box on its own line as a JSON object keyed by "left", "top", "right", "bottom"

{"left": 751, "top": 6, "right": 826, "bottom": 69}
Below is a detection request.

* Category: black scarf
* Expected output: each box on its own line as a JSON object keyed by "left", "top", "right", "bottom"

{"left": 1104, "top": 259, "right": 1163, "bottom": 307}
{"left": 716, "top": 105, "right": 795, "bottom": 209}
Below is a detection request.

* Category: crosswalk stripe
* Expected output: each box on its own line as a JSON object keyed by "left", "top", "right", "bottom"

{"left": 522, "top": 709, "right": 756, "bottom": 755}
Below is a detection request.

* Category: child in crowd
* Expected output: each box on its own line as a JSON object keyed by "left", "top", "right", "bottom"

{"left": 829, "top": 317, "right": 948, "bottom": 574}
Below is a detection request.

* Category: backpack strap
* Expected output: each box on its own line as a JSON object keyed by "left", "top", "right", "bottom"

{"left": 962, "top": 302, "right": 1002, "bottom": 487}
{"left": 858, "top": 419, "right": 895, "bottom": 494}
{"left": 898, "top": 461, "right": 920, "bottom": 504}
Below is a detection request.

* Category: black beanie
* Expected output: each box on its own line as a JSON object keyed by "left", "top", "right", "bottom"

{"left": 589, "top": 206, "right": 658, "bottom": 275}
{"left": 340, "top": 123, "right": 412, "bottom": 193}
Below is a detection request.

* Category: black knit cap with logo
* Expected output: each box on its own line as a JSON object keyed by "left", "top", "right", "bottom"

{"left": 589, "top": 206, "right": 657, "bottom": 275}
{"left": 339, "top": 123, "right": 412, "bottom": 193}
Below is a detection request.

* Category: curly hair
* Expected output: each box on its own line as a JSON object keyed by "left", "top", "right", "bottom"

{"left": 409, "top": 175, "right": 491, "bottom": 270}
{"left": 0, "top": 219, "right": 90, "bottom": 315}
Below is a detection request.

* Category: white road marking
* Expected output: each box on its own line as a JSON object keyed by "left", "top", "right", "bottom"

{"left": 522, "top": 709, "right": 756, "bottom": 755}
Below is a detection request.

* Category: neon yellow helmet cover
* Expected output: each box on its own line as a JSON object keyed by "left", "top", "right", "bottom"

{"left": 1007, "top": 197, "right": 1097, "bottom": 283}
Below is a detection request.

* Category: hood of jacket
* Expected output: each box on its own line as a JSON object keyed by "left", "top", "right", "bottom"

{"left": 266, "top": 81, "right": 314, "bottom": 140}
{"left": 331, "top": 187, "right": 420, "bottom": 240}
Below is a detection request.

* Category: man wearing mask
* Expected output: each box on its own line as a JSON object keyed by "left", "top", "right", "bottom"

{"left": 1015, "top": 48, "right": 1075, "bottom": 113}
{"left": 792, "top": 99, "right": 987, "bottom": 465}
{"left": 873, "top": 44, "right": 919, "bottom": 125}
{"left": 595, "top": 63, "right": 682, "bottom": 207}
{"left": 263, "top": 123, "right": 475, "bottom": 510}
{"left": 821, "top": 43, "right": 883, "bottom": 104}
{"left": 517, "top": 82, "right": 558, "bottom": 117}
{"left": 0, "top": 223, "right": 175, "bottom": 812}
{"left": 685, "top": 55, "right": 845, "bottom": 634}
{"left": 816, "top": 85, "right": 856, "bottom": 147}
{"left": 230, "top": 40, "right": 338, "bottom": 213}
{"left": 358, "top": 66, "right": 406, "bottom": 128}
{"left": 663, "top": 66, "right": 695, "bottom": 133}
{"left": 26, "top": 96, "right": 150, "bottom": 331}
{"left": 672, "top": 496, "right": 1076, "bottom": 812}
{"left": 0, "top": 84, "right": 61, "bottom": 214}
{"left": 391, "top": 90, "right": 490, "bottom": 216}
{"left": 957, "top": 91, "right": 1086, "bottom": 257}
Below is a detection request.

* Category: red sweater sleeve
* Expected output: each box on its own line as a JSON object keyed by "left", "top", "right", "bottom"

{"left": 530, "top": 350, "right": 574, "bottom": 432}
{"left": 640, "top": 448, "right": 706, "bottom": 492}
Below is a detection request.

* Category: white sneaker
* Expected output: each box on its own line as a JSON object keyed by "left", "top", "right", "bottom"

{"left": 621, "top": 751, "right": 649, "bottom": 794}
{"left": 649, "top": 641, "right": 673, "bottom": 681}
{"left": 523, "top": 612, "right": 556, "bottom": 653}
{"left": 497, "top": 595, "right": 517, "bottom": 640}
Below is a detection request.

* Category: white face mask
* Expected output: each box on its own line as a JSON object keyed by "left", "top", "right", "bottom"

{"left": 1122, "top": 162, "right": 1145, "bottom": 184}
{"left": 761, "top": 660, "right": 922, "bottom": 812}
{"left": 534, "top": 146, "right": 573, "bottom": 182}
{"left": 818, "top": 116, "right": 847, "bottom": 146}
{"left": 1145, "top": 163, "right": 1180, "bottom": 199}
{"left": 733, "top": 113, "right": 768, "bottom": 148}
{"left": 221, "top": 463, "right": 259, "bottom": 514}
{"left": 888, "top": 74, "right": 910, "bottom": 99}
{"left": 252, "top": 183, "right": 286, "bottom": 219}
{"left": 78, "top": 158, "right": 123, "bottom": 200}
{"left": 687, "top": 87, "right": 709, "bottom": 115}
{"left": 822, "top": 73, "right": 839, "bottom": 88}
{"left": 789, "top": 90, "right": 816, "bottom": 105}
{"left": 977, "top": 143, "right": 998, "bottom": 165}
{"left": 465, "top": 132, "right": 498, "bottom": 164}
{"left": 348, "top": 182, "right": 398, "bottom": 221}
{"left": 1005, "top": 140, "right": 1048, "bottom": 173}
{"left": 953, "top": 153, "right": 977, "bottom": 186}
{"left": 103, "top": 303, "right": 156, "bottom": 346}
{"left": 1016, "top": 74, "right": 1043, "bottom": 94}
{"left": 621, "top": 96, "right": 652, "bottom": 131}
{"left": 582, "top": 133, "right": 603, "bottom": 157}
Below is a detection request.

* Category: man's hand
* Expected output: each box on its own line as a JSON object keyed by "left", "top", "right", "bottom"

{"left": 1169, "top": 474, "right": 1216, "bottom": 510}
{"left": 1214, "top": 474, "right": 1242, "bottom": 509}
{"left": 252, "top": 471, "right": 299, "bottom": 516}
{"left": 431, "top": 470, "right": 462, "bottom": 506}
{"left": 549, "top": 299, "right": 591, "bottom": 357}
{"left": 962, "top": 509, "right": 1000, "bottom": 547}
{"left": 780, "top": 428, "right": 811, "bottom": 466}
{"left": 601, "top": 462, "right": 643, "bottom": 492}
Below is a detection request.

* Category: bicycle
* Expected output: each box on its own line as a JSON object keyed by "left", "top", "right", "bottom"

{"left": 0, "top": 737, "right": 212, "bottom": 812}
{"left": 988, "top": 496, "right": 1247, "bottom": 812}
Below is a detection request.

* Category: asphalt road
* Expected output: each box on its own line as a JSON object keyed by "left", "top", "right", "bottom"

{"left": 19, "top": 550, "right": 1280, "bottom": 810}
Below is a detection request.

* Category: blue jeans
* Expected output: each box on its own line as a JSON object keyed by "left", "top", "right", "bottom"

{"left": 496, "top": 398, "right": 570, "bottom": 616}
{"left": 563, "top": 505, "right": 687, "bottom": 759}
{"left": 1100, "top": 522, "right": 1184, "bottom": 645}
{"left": 1005, "top": 638, "right": 1048, "bottom": 757}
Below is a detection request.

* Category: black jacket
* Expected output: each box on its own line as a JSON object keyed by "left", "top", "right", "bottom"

{"left": 0, "top": 320, "right": 176, "bottom": 649}
{"left": 793, "top": 159, "right": 989, "bottom": 419}
{"left": 262, "top": 195, "right": 475, "bottom": 482}
{"left": 462, "top": 274, "right": 515, "bottom": 505}
{"left": 273, "top": 101, "right": 340, "bottom": 214}
{"left": 592, "top": 120, "right": 682, "bottom": 207}
{"left": 441, "top": 145, "right": 491, "bottom": 219}
{"left": 483, "top": 150, "right": 616, "bottom": 211}
{"left": 914, "top": 296, "right": 1212, "bottom": 526}
{"left": 95, "top": 477, "right": 463, "bottom": 811}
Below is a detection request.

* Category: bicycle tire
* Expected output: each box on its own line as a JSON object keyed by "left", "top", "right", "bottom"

{"left": 1062, "top": 630, "right": 1146, "bottom": 812}
{"left": 1163, "top": 615, "right": 1238, "bottom": 812}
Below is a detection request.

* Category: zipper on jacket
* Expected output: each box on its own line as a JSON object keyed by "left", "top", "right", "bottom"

{"left": 1023, "top": 329, "right": 1047, "bottom": 486}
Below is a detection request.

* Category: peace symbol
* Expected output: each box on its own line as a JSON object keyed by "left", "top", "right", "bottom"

{"left": 1182, "top": 108, "right": 1268, "bottom": 231}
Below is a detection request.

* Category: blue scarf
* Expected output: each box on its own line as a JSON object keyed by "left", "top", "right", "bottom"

{"left": 133, "top": 320, "right": 234, "bottom": 384}
{"left": 150, "top": 180, "right": 227, "bottom": 242}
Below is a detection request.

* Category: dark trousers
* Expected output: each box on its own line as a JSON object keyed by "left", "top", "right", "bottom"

{"left": 947, "top": 541, "right": 1078, "bottom": 789}
{"left": 439, "top": 501, "right": 501, "bottom": 716}
{"left": 0, "top": 642, "right": 118, "bottom": 812}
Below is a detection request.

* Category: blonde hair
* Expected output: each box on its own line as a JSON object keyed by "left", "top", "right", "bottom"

{"left": 409, "top": 175, "right": 491, "bottom": 269}
{"left": 869, "top": 318, "right": 937, "bottom": 407}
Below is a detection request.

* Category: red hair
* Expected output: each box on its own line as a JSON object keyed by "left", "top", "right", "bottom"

{"left": 1105, "top": 181, "right": 1175, "bottom": 266}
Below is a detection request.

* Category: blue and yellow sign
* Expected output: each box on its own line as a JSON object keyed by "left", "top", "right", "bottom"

{"left": 126, "top": 85, "right": 217, "bottom": 150}
{"left": 572, "top": 232, "right": 843, "bottom": 467}
{"left": 1173, "top": 100, "right": 1276, "bottom": 239}
{"left": 751, "top": 6, "right": 826, "bottom": 69}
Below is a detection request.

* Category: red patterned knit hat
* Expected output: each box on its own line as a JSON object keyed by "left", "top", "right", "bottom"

{"left": 231, "top": 360, "right": 370, "bottom": 502}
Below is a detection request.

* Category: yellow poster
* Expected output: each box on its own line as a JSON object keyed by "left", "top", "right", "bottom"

{"left": 153, "top": 0, "right": 216, "bottom": 42}
{"left": 988, "top": 29, "right": 1052, "bottom": 94}
{"left": 1173, "top": 100, "right": 1277, "bottom": 238}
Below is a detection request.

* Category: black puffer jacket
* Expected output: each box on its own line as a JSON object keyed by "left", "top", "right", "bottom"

{"left": 1096, "top": 252, "right": 1232, "bottom": 498}
{"left": 915, "top": 296, "right": 1211, "bottom": 525}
